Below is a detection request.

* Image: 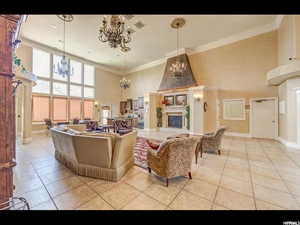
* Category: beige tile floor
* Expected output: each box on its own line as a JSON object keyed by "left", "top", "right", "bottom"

{"left": 13, "top": 130, "right": 300, "bottom": 210}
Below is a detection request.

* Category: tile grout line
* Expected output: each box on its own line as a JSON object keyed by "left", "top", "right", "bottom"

{"left": 245, "top": 139, "right": 260, "bottom": 210}
{"left": 209, "top": 137, "right": 233, "bottom": 210}
{"left": 30, "top": 162, "right": 59, "bottom": 210}
{"left": 260, "top": 144, "right": 300, "bottom": 209}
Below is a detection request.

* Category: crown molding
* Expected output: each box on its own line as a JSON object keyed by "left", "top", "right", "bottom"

{"left": 191, "top": 22, "right": 276, "bottom": 54}
{"left": 125, "top": 21, "right": 278, "bottom": 75}
{"left": 20, "top": 36, "right": 125, "bottom": 76}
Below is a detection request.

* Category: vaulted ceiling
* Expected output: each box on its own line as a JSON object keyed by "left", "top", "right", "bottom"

{"left": 21, "top": 15, "right": 277, "bottom": 73}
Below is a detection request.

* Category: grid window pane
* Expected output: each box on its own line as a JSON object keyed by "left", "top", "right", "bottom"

{"left": 84, "top": 87, "right": 95, "bottom": 98}
{"left": 53, "top": 54, "right": 68, "bottom": 81}
{"left": 83, "top": 100, "right": 94, "bottom": 119}
{"left": 84, "top": 64, "right": 95, "bottom": 86}
{"left": 69, "top": 99, "right": 82, "bottom": 120}
{"left": 32, "top": 96, "right": 50, "bottom": 122}
{"left": 70, "top": 60, "right": 82, "bottom": 84}
{"left": 32, "top": 48, "right": 50, "bottom": 78}
{"left": 70, "top": 84, "right": 82, "bottom": 97}
{"left": 53, "top": 82, "right": 67, "bottom": 96}
{"left": 32, "top": 79, "right": 50, "bottom": 94}
{"left": 53, "top": 98, "right": 68, "bottom": 121}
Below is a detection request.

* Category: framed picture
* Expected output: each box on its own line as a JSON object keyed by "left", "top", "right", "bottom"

{"left": 175, "top": 94, "right": 187, "bottom": 106}
{"left": 164, "top": 96, "right": 175, "bottom": 106}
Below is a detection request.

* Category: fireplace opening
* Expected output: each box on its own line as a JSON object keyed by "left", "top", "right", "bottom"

{"left": 168, "top": 115, "right": 183, "bottom": 128}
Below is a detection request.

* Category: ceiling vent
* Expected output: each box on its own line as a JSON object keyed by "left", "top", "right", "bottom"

{"left": 123, "top": 15, "right": 134, "bottom": 20}
{"left": 134, "top": 21, "right": 145, "bottom": 29}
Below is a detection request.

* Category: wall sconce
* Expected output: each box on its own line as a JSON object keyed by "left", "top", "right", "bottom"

{"left": 193, "top": 93, "right": 202, "bottom": 101}
{"left": 94, "top": 101, "right": 99, "bottom": 107}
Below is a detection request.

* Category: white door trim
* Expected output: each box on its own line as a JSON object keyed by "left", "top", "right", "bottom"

{"left": 249, "top": 97, "right": 278, "bottom": 139}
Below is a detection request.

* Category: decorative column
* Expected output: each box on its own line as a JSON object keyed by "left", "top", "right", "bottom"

{"left": 0, "top": 15, "right": 22, "bottom": 209}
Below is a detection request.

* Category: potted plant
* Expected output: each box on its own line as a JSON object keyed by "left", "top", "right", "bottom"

{"left": 156, "top": 107, "right": 163, "bottom": 128}
{"left": 185, "top": 105, "right": 190, "bottom": 130}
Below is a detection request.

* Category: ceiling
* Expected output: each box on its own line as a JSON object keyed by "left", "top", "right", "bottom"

{"left": 21, "top": 15, "right": 277, "bottom": 73}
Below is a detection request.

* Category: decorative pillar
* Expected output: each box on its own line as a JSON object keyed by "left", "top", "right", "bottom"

{"left": 0, "top": 15, "right": 22, "bottom": 209}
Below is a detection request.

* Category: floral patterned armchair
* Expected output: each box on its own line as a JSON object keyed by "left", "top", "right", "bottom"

{"left": 147, "top": 137, "right": 198, "bottom": 187}
{"left": 195, "top": 127, "right": 227, "bottom": 164}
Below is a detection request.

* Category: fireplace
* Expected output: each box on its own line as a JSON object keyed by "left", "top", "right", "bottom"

{"left": 168, "top": 115, "right": 183, "bottom": 128}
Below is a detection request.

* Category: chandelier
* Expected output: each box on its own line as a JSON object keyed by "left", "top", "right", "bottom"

{"left": 54, "top": 15, "right": 74, "bottom": 78}
{"left": 98, "top": 15, "right": 132, "bottom": 52}
{"left": 120, "top": 77, "right": 131, "bottom": 89}
{"left": 120, "top": 53, "right": 131, "bottom": 89}
{"left": 169, "top": 18, "right": 187, "bottom": 79}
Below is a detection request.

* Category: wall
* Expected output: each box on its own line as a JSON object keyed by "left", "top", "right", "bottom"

{"left": 125, "top": 31, "right": 278, "bottom": 134}
{"left": 15, "top": 42, "right": 122, "bottom": 135}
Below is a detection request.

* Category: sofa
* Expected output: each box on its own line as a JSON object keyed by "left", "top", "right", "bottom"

{"left": 50, "top": 128, "right": 137, "bottom": 182}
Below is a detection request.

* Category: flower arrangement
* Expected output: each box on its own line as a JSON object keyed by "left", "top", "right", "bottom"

{"left": 161, "top": 99, "right": 168, "bottom": 105}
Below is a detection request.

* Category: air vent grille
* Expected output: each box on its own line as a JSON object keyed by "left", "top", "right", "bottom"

{"left": 134, "top": 21, "right": 145, "bottom": 29}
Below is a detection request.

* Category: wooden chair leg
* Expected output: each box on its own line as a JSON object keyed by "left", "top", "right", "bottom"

{"left": 195, "top": 151, "right": 198, "bottom": 164}
{"left": 218, "top": 149, "right": 221, "bottom": 155}
{"left": 188, "top": 172, "right": 192, "bottom": 179}
{"left": 148, "top": 167, "right": 151, "bottom": 173}
{"left": 200, "top": 148, "right": 203, "bottom": 158}
{"left": 166, "top": 178, "right": 168, "bottom": 187}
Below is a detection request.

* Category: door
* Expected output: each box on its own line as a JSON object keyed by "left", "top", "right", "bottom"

{"left": 252, "top": 99, "right": 277, "bottom": 139}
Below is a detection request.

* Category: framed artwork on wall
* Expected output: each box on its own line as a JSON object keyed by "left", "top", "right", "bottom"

{"left": 175, "top": 94, "right": 187, "bottom": 106}
{"left": 164, "top": 96, "right": 175, "bottom": 106}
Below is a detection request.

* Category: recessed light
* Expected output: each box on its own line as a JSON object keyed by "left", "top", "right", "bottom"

{"left": 49, "top": 24, "right": 57, "bottom": 29}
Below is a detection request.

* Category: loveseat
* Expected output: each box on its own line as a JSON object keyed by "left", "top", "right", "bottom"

{"left": 50, "top": 128, "right": 137, "bottom": 181}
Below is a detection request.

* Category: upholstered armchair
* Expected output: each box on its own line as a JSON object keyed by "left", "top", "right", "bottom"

{"left": 147, "top": 137, "right": 198, "bottom": 187}
{"left": 195, "top": 127, "right": 227, "bottom": 164}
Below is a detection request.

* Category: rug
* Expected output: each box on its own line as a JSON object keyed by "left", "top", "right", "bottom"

{"left": 133, "top": 136, "right": 162, "bottom": 169}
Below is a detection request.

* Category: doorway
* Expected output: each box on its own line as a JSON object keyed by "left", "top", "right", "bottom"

{"left": 250, "top": 98, "right": 278, "bottom": 139}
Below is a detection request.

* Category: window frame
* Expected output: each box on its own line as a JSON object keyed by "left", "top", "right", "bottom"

{"left": 223, "top": 98, "right": 246, "bottom": 121}
{"left": 31, "top": 47, "right": 96, "bottom": 123}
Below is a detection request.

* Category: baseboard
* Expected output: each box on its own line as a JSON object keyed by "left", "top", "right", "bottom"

{"left": 22, "top": 137, "right": 32, "bottom": 144}
{"left": 277, "top": 137, "right": 300, "bottom": 149}
{"left": 225, "top": 132, "right": 251, "bottom": 138}
{"left": 32, "top": 129, "right": 46, "bottom": 134}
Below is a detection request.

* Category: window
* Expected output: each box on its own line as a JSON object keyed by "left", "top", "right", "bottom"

{"left": 70, "top": 84, "right": 82, "bottom": 97}
{"left": 83, "top": 100, "right": 94, "bottom": 119}
{"left": 32, "top": 48, "right": 50, "bottom": 78}
{"left": 53, "top": 54, "right": 68, "bottom": 81}
{"left": 70, "top": 60, "right": 82, "bottom": 84}
{"left": 102, "top": 105, "right": 111, "bottom": 125}
{"left": 32, "top": 48, "right": 95, "bottom": 122}
{"left": 223, "top": 99, "right": 245, "bottom": 120}
{"left": 32, "top": 79, "right": 50, "bottom": 94}
{"left": 32, "top": 96, "right": 50, "bottom": 122}
{"left": 69, "top": 99, "right": 82, "bottom": 120}
{"left": 53, "top": 98, "right": 68, "bottom": 121}
{"left": 84, "top": 64, "right": 95, "bottom": 86}
{"left": 84, "top": 87, "right": 95, "bottom": 98}
{"left": 53, "top": 82, "right": 67, "bottom": 96}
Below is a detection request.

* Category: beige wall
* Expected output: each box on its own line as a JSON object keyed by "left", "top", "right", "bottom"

{"left": 278, "top": 16, "right": 294, "bottom": 66}
{"left": 125, "top": 31, "right": 278, "bottom": 134}
{"left": 16, "top": 42, "right": 122, "bottom": 134}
